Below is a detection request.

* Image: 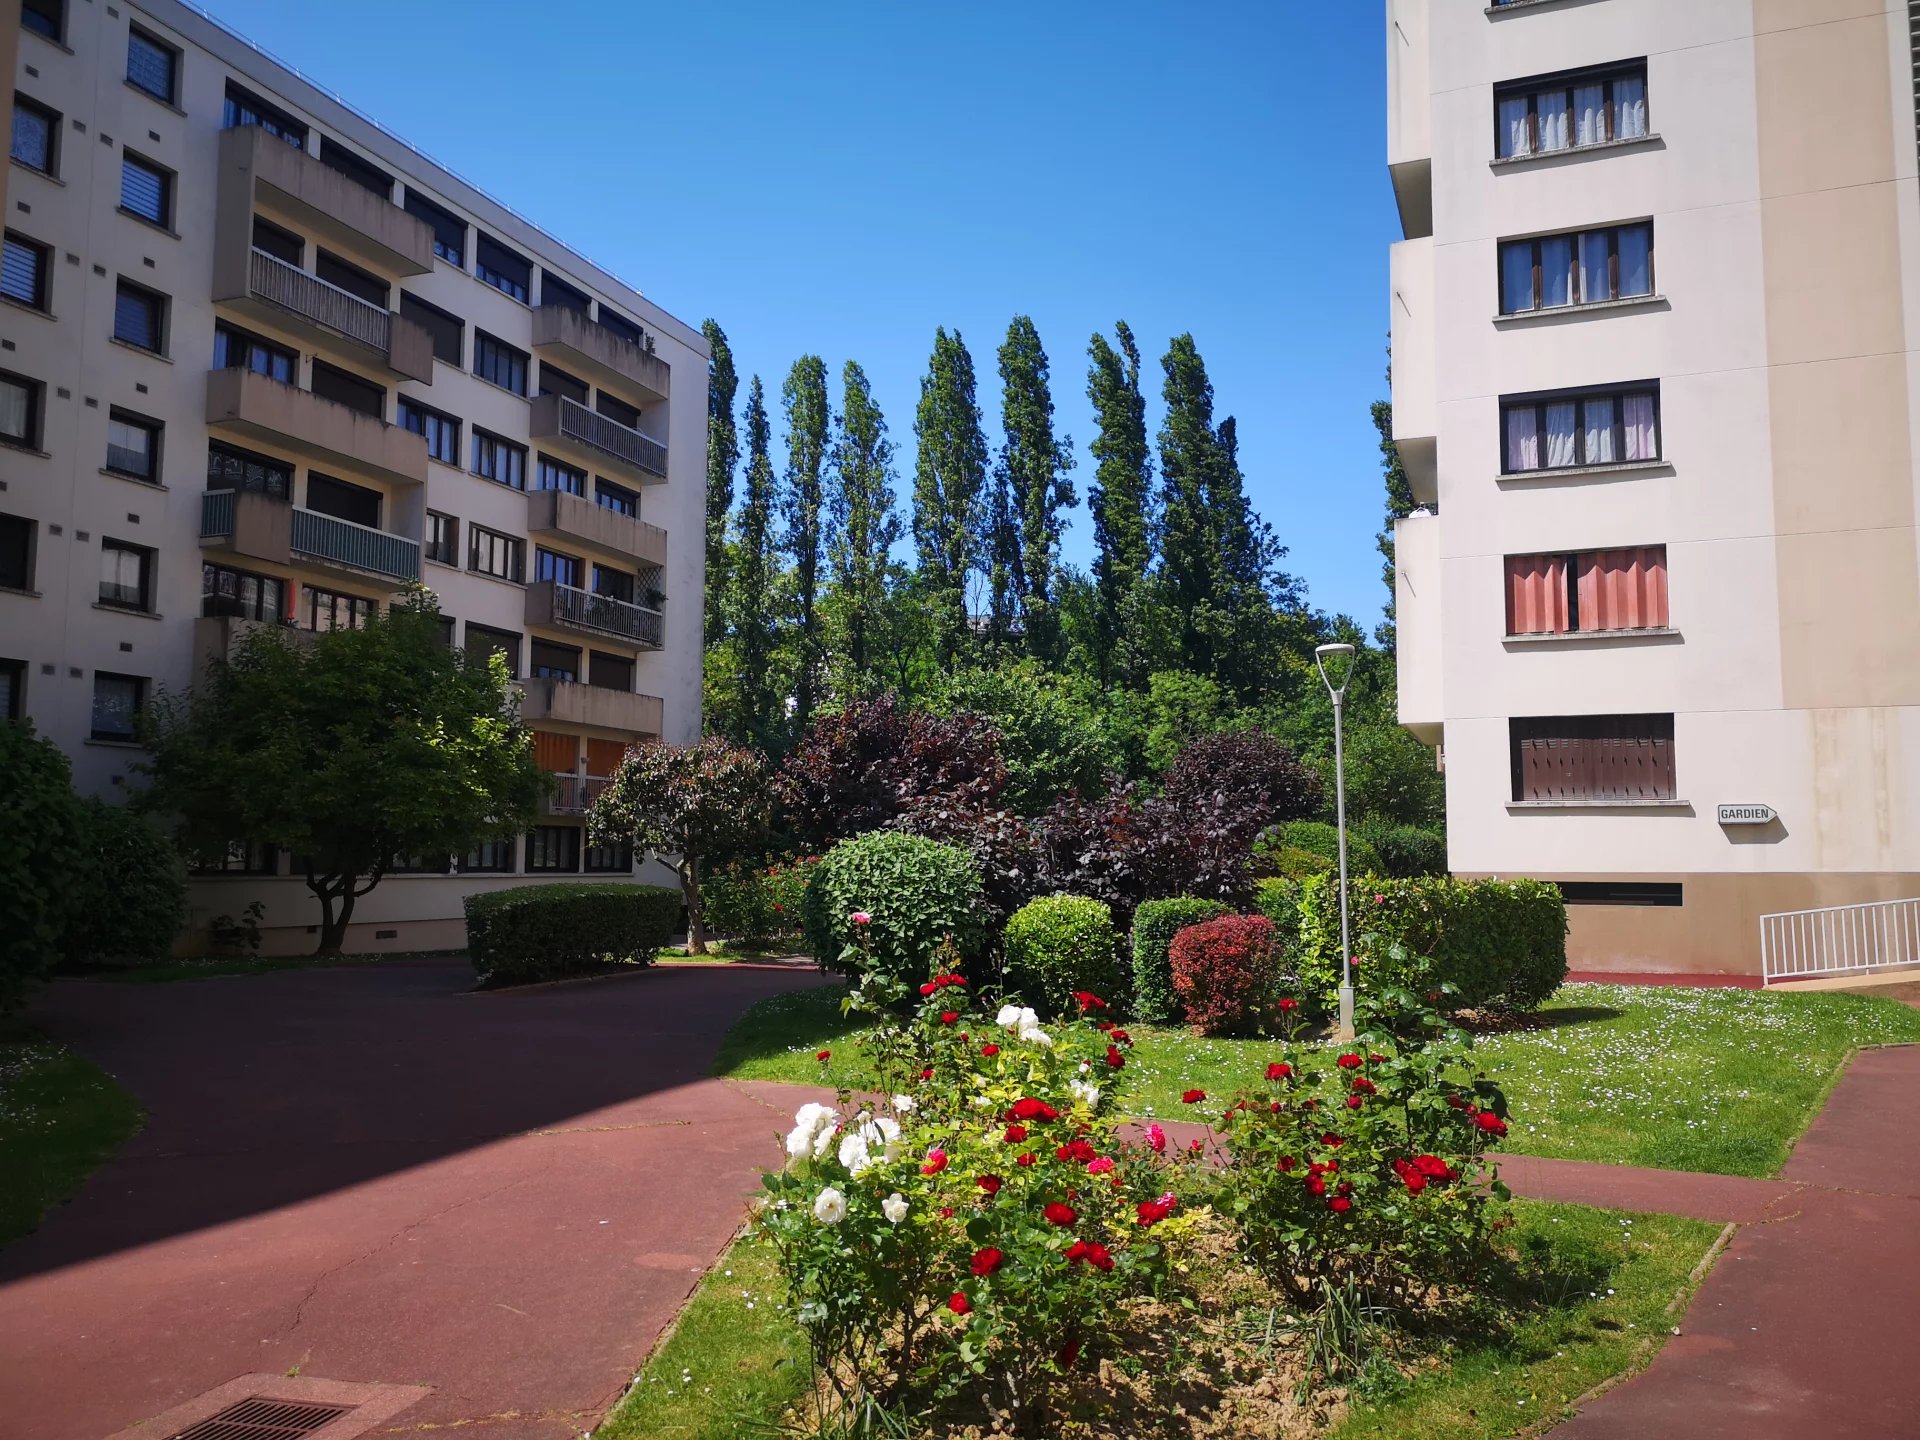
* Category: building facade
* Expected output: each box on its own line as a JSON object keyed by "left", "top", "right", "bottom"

{"left": 2, "top": 0, "right": 707, "bottom": 953}
{"left": 1386, "top": 0, "right": 1920, "bottom": 973}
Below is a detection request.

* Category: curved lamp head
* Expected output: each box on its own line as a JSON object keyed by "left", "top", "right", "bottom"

{"left": 1314, "top": 642, "right": 1357, "bottom": 699}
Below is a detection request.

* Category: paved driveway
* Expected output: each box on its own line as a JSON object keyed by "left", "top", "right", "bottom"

{"left": 0, "top": 958, "right": 827, "bottom": 1440}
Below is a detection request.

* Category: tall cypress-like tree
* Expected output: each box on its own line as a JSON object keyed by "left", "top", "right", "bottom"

{"left": 825, "top": 359, "right": 901, "bottom": 689}
{"left": 782, "top": 355, "right": 830, "bottom": 732}
{"left": 996, "top": 316, "right": 1075, "bottom": 662}
{"left": 1086, "top": 321, "right": 1152, "bottom": 683}
{"left": 1156, "top": 333, "right": 1221, "bottom": 675}
{"left": 1372, "top": 378, "right": 1414, "bottom": 654}
{"left": 982, "top": 457, "right": 1017, "bottom": 648}
{"left": 701, "top": 320, "right": 739, "bottom": 649}
{"left": 912, "top": 328, "right": 989, "bottom": 669}
{"left": 729, "top": 376, "right": 782, "bottom": 751}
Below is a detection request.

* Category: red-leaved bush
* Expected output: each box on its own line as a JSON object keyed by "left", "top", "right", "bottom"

{"left": 1168, "top": 914, "right": 1281, "bottom": 1036}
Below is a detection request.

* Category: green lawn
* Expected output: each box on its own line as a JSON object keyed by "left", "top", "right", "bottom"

{"left": 714, "top": 982, "right": 1920, "bottom": 1177}
{"left": 0, "top": 1021, "right": 143, "bottom": 1249}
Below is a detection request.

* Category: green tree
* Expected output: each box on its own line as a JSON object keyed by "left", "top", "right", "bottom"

{"left": 1156, "top": 334, "right": 1222, "bottom": 678}
{"left": 912, "top": 327, "right": 989, "bottom": 669}
{"left": 1086, "top": 321, "right": 1153, "bottom": 686}
{"left": 825, "top": 359, "right": 902, "bottom": 692}
{"left": 590, "top": 737, "right": 770, "bottom": 954}
{"left": 720, "top": 375, "right": 784, "bottom": 751}
{"left": 996, "top": 315, "right": 1075, "bottom": 662}
{"left": 701, "top": 319, "right": 740, "bottom": 649}
{"left": 0, "top": 722, "right": 89, "bottom": 1010}
{"left": 1372, "top": 387, "right": 1415, "bottom": 655}
{"left": 140, "top": 593, "right": 545, "bottom": 953}
{"left": 782, "top": 355, "right": 831, "bottom": 732}
{"left": 982, "top": 456, "right": 1017, "bottom": 649}
{"left": 933, "top": 661, "right": 1119, "bottom": 814}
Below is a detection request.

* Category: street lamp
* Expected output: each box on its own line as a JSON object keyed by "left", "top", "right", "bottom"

{"left": 1314, "top": 642, "right": 1357, "bottom": 1041}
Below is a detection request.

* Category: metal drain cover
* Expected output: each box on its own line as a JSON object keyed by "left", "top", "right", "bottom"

{"left": 166, "top": 1399, "right": 352, "bottom": 1440}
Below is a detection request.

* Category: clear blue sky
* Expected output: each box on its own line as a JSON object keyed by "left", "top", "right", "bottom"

{"left": 217, "top": 1, "right": 1397, "bottom": 628}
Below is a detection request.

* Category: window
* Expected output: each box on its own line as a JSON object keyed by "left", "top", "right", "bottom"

{"left": 119, "top": 153, "right": 173, "bottom": 227}
{"left": 252, "top": 216, "right": 303, "bottom": 265}
{"left": 584, "top": 838, "right": 632, "bottom": 873}
{"left": 475, "top": 233, "right": 531, "bottom": 301}
{"left": 1499, "top": 223, "right": 1653, "bottom": 314}
{"left": 306, "top": 585, "right": 376, "bottom": 632}
{"left": 113, "top": 279, "right": 166, "bottom": 353}
{"left": 214, "top": 323, "right": 295, "bottom": 383}
{"left": 0, "top": 657, "right": 23, "bottom": 721}
{"left": 1505, "top": 546, "right": 1669, "bottom": 636}
{"left": 468, "top": 525, "right": 524, "bottom": 582}
{"left": 2, "top": 232, "right": 49, "bottom": 310}
{"left": 464, "top": 622, "right": 520, "bottom": 676}
{"left": 91, "top": 672, "right": 146, "bottom": 741}
{"left": 400, "top": 292, "right": 462, "bottom": 365}
{"left": 126, "top": 28, "right": 179, "bottom": 105}
{"left": 435, "top": 615, "right": 456, "bottom": 648}
{"left": 541, "top": 273, "right": 590, "bottom": 313}
{"left": 597, "top": 308, "right": 642, "bottom": 348}
{"left": 592, "top": 563, "right": 635, "bottom": 604}
{"left": 398, "top": 397, "right": 459, "bottom": 464}
{"left": 21, "top": 0, "right": 62, "bottom": 43}
{"left": 1503, "top": 385, "right": 1660, "bottom": 473}
{"left": 1510, "top": 714, "right": 1675, "bottom": 803}
{"left": 202, "top": 562, "right": 285, "bottom": 620}
{"left": 0, "top": 513, "right": 33, "bottom": 589}
{"left": 207, "top": 440, "right": 291, "bottom": 497}
{"left": 389, "top": 851, "right": 451, "bottom": 875}
{"left": 223, "top": 82, "right": 307, "bottom": 149}
{"left": 1, "top": 371, "right": 41, "bottom": 449}
{"left": 537, "top": 363, "right": 589, "bottom": 407}
{"left": 531, "top": 638, "right": 580, "bottom": 680}
{"left": 403, "top": 188, "right": 465, "bottom": 265}
{"left": 595, "top": 478, "right": 638, "bottom": 516}
{"left": 310, "top": 360, "right": 385, "bottom": 419}
{"left": 1495, "top": 62, "right": 1648, "bottom": 159}
{"left": 315, "top": 249, "right": 388, "bottom": 307}
{"left": 305, "top": 472, "right": 381, "bottom": 529}
{"left": 425, "top": 511, "right": 458, "bottom": 566}
{"left": 473, "top": 332, "right": 527, "bottom": 394}
{"left": 536, "top": 548, "right": 582, "bottom": 589}
{"left": 106, "top": 410, "right": 161, "bottom": 482}
{"left": 596, "top": 391, "right": 641, "bottom": 431}
{"left": 11, "top": 97, "right": 59, "bottom": 175}
{"left": 460, "top": 837, "right": 516, "bottom": 873}
{"left": 472, "top": 429, "right": 527, "bottom": 489}
{"left": 589, "top": 650, "right": 633, "bottom": 691}
{"left": 526, "top": 826, "right": 581, "bottom": 873}
{"left": 317, "top": 138, "right": 392, "bottom": 199}
{"left": 99, "top": 539, "right": 153, "bottom": 611}
{"left": 193, "top": 839, "right": 278, "bottom": 876}
{"left": 536, "top": 454, "right": 586, "bottom": 495}
{"left": 1557, "top": 881, "right": 1684, "bottom": 907}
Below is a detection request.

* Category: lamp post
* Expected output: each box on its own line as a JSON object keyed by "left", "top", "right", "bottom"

{"left": 1314, "top": 642, "right": 1357, "bottom": 1041}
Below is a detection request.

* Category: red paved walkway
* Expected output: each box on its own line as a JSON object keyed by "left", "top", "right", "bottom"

{"left": 0, "top": 959, "right": 828, "bottom": 1440}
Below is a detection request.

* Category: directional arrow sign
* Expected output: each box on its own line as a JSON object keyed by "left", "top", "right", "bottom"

{"left": 1717, "top": 804, "right": 1777, "bottom": 825}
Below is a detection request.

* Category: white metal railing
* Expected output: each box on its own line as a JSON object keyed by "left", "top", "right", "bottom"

{"left": 250, "top": 247, "right": 391, "bottom": 352}
{"left": 547, "top": 774, "right": 612, "bottom": 815}
{"left": 1760, "top": 896, "right": 1920, "bottom": 984}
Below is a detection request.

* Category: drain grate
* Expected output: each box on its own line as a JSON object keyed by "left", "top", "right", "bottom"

{"left": 166, "top": 1398, "right": 353, "bottom": 1440}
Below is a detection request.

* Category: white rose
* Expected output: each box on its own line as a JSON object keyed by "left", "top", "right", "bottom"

{"left": 881, "top": 1193, "right": 909, "bottom": 1225}
{"left": 1019, "top": 1024, "right": 1053, "bottom": 1049}
{"left": 837, "top": 1131, "right": 872, "bottom": 1175}
{"left": 1069, "top": 1079, "right": 1101, "bottom": 1108}
{"left": 892, "top": 1094, "right": 916, "bottom": 1114}
{"left": 996, "top": 1003, "right": 1024, "bottom": 1028}
{"left": 813, "top": 1187, "right": 848, "bottom": 1225}
{"left": 970, "top": 1093, "right": 996, "bottom": 1110}
{"left": 785, "top": 1102, "right": 837, "bottom": 1161}
{"left": 865, "top": 1115, "right": 903, "bottom": 1160}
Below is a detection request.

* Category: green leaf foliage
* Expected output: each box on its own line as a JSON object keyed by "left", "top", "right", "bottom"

{"left": 1353, "top": 819, "right": 1448, "bottom": 878}
{"left": 0, "top": 724, "right": 89, "bottom": 1011}
{"left": 912, "top": 327, "right": 989, "bottom": 668}
{"left": 1269, "top": 819, "right": 1384, "bottom": 877}
{"left": 464, "top": 883, "right": 680, "bottom": 986}
{"left": 931, "top": 662, "right": 1118, "bottom": 815}
{"left": 1086, "top": 322, "right": 1153, "bottom": 686}
{"left": 782, "top": 355, "right": 832, "bottom": 730}
{"left": 1001, "top": 894, "right": 1124, "bottom": 1017}
{"left": 1128, "top": 896, "right": 1232, "bottom": 1024}
{"left": 66, "top": 799, "right": 187, "bottom": 969}
{"left": 702, "top": 319, "right": 740, "bottom": 649}
{"left": 801, "top": 831, "right": 987, "bottom": 984}
{"left": 996, "top": 315, "right": 1076, "bottom": 663}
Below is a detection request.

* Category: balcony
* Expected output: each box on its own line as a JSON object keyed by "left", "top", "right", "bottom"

{"left": 191, "top": 614, "right": 308, "bottom": 685}
{"left": 290, "top": 506, "right": 421, "bottom": 583}
{"left": 520, "top": 678, "right": 663, "bottom": 736}
{"left": 1394, "top": 510, "right": 1442, "bottom": 742}
{"left": 532, "top": 303, "right": 671, "bottom": 404}
{"left": 214, "top": 124, "right": 433, "bottom": 276}
{"left": 1389, "top": 236, "right": 1437, "bottom": 507}
{"left": 206, "top": 367, "right": 428, "bottom": 488}
{"left": 215, "top": 247, "right": 433, "bottom": 382}
{"left": 530, "top": 394, "right": 668, "bottom": 484}
{"left": 527, "top": 487, "right": 668, "bottom": 566}
{"left": 542, "top": 773, "right": 612, "bottom": 818}
{"left": 525, "top": 579, "right": 664, "bottom": 649}
{"left": 1385, "top": 0, "right": 1431, "bottom": 239}
{"left": 199, "top": 487, "right": 291, "bottom": 565}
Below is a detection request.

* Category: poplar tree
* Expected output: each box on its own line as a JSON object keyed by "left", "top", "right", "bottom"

{"left": 1156, "top": 333, "right": 1221, "bottom": 675}
{"left": 912, "top": 328, "right": 989, "bottom": 669}
{"left": 782, "top": 355, "right": 830, "bottom": 731}
{"left": 982, "top": 458, "right": 1017, "bottom": 648}
{"left": 1086, "top": 321, "right": 1152, "bottom": 683}
{"left": 996, "top": 316, "right": 1075, "bottom": 662}
{"left": 1372, "top": 384, "right": 1414, "bottom": 654}
{"left": 701, "top": 320, "right": 739, "bottom": 649}
{"left": 825, "top": 359, "right": 901, "bottom": 689}
{"left": 730, "top": 376, "right": 782, "bottom": 751}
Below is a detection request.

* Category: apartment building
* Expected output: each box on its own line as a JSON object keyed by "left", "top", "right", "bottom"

{"left": 1386, "top": 0, "right": 1920, "bottom": 974}
{"left": 1, "top": 0, "right": 707, "bottom": 952}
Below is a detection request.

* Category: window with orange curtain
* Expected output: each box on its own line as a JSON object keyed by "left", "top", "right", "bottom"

{"left": 532, "top": 730, "right": 577, "bottom": 773}
{"left": 585, "top": 738, "right": 627, "bottom": 779}
{"left": 1505, "top": 553, "right": 1570, "bottom": 634}
{"left": 1505, "top": 545, "right": 1667, "bottom": 635}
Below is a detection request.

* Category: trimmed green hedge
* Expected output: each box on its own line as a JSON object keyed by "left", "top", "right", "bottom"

{"left": 1003, "top": 894, "right": 1125, "bottom": 1016}
{"left": 1251, "top": 877, "right": 1306, "bottom": 975}
{"left": 801, "top": 831, "right": 987, "bottom": 984}
{"left": 1129, "top": 896, "right": 1233, "bottom": 1023}
{"left": 1353, "top": 820, "right": 1448, "bottom": 878}
{"left": 1296, "top": 874, "right": 1568, "bottom": 1011}
{"left": 464, "top": 882, "right": 679, "bottom": 986}
{"left": 1275, "top": 820, "right": 1383, "bottom": 876}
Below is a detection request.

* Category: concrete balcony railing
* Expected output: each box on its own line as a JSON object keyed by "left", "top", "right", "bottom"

{"left": 205, "top": 368, "right": 428, "bottom": 488}
{"left": 199, "top": 486, "right": 291, "bottom": 565}
{"left": 1394, "top": 510, "right": 1442, "bottom": 742}
{"left": 529, "top": 394, "right": 668, "bottom": 484}
{"left": 519, "top": 678, "right": 664, "bottom": 737}
{"left": 224, "top": 247, "right": 434, "bottom": 382}
{"left": 532, "top": 303, "right": 671, "bottom": 404}
{"left": 214, "top": 123, "right": 433, "bottom": 277}
{"left": 527, "top": 487, "right": 668, "bottom": 567}
{"left": 1389, "top": 236, "right": 1437, "bottom": 507}
{"left": 290, "top": 506, "right": 421, "bottom": 583}
{"left": 525, "top": 579, "right": 664, "bottom": 649}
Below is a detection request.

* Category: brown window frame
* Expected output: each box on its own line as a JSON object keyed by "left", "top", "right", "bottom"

{"left": 1500, "top": 383, "right": 1662, "bottom": 474}
{"left": 1498, "top": 222, "right": 1654, "bottom": 314}
{"left": 1509, "top": 714, "right": 1676, "bottom": 803}
{"left": 1493, "top": 60, "right": 1649, "bottom": 159}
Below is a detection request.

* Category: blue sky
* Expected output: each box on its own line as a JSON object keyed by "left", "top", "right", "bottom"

{"left": 217, "top": 1, "right": 1396, "bottom": 628}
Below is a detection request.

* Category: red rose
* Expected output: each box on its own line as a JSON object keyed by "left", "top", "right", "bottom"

{"left": 1072, "top": 990, "right": 1108, "bottom": 1011}
{"left": 919, "top": 982, "right": 938, "bottom": 996}
{"left": 1328, "top": 1196, "right": 1353, "bottom": 1213}
{"left": 1084, "top": 1242, "right": 1114, "bottom": 1271}
{"left": 1474, "top": 1111, "right": 1508, "bottom": 1137}
{"left": 970, "top": 1246, "right": 1004, "bottom": 1277}
{"left": 939, "top": 1206, "right": 954, "bottom": 1218}
{"left": 1044, "top": 1202, "right": 1078, "bottom": 1226}
{"left": 815, "top": 1050, "right": 831, "bottom": 1062}
{"left": 1106, "top": 1046, "right": 1126, "bottom": 1069}
{"left": 1305, "top": 1175, "right": 1328, "bottom": 1196}
{"left": 948, "top": 1292, "right": 971, "bottom": 1315}
{"left": 1352, "top": 1077, "right": 1376, "bottom": 1094}
{"left": 1277, "top": 1155, "right": 1296, "bottom": 1171}
{"left": 1278, "top": 998, "right": 1299, "bottom": 1012}
{"left": 1266, "top": 1062, "right": 1292, "bottom": 1080}
{"left": 940, "top": 1011, "right": 959, "bottom": 1025}
{"left": 1446, "top": 1094, "right": 1468, "bottom": 1111}
{"left": 1136, "top": 1198, "right": 1174, "bottom": 1227}
{"left": 1010, "top": 1097, "right": 1057, "bottom": 1122}
{"left": 1346, "top": 1095, "right": 1363, "bottom": 1110}
{"left": 919, "top": 1067, "right": 934, "bottom": 1080}
{"left": 1182, "top": 1089, "right": 1207, "bottom": 1104}
{"left": 1336, "top": 1054, "right": 1363, "bottom": 1071}
{"left": 980, "top": 1043, "right": 1001, "bottom": 1058}
{"left": 921, "top": 1148, "right": 948, "bottom": 1175}
{"left": 1414, "top": 1154, "right": 1453, "bottom": 1179}
{"left": 1403, "top": 1172, "right": 1427, "bottom": 1193}
{"left": 977, "top": 1174, "right": 1002, "bottom": 1195}
{"left": 1003, "top": 1123, "right": 1029, "bottom": 1143}
{"left": 1321, "top": 1133, "right": 1345, "bottom": 1148}
{"left": 1016, "top": 1152, "right": 1036, "bottom": 1167}
{"left": 1110, "top": 1029, "right": 1132, "bottom": 1046}
{"left": 1056, "top": 1138, "right": 1096, "bottom": 1164}
{"left": 1188, "top": 1138, "right": 1204, "bottom": 1154}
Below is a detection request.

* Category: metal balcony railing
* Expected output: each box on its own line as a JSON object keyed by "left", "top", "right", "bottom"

{"left": 201, "top": 489, "right": 236, "bottom": 537}
{"left": 290, "top": 506, "right": 421, "bottom": 582}
{"left": 551, "top": 582, "right": 663, "bottom": 647}
{"left": 547, "top": 773, "right": 613, "bottom": 815}
{"left": 250, "top": 247, "right": 391, "bottom": 352}
{"left": 553, "top": 395, "right": 667, "bottom": 479}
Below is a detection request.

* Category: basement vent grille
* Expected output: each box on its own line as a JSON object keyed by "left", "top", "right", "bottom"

{"left": 166, "top": 1398, "right": 352, "bottom": 1440}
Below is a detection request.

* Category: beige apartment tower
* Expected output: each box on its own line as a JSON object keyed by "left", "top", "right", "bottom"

{"left": 1, "top": 0, "right": 707, "bottom": 952}
{"left": 1386, "top": 0, "right": 1920, "bottom": 974}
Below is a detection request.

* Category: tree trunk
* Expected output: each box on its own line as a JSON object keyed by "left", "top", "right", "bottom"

{"left": 307, "top": 872, "right": 365, "bottom": 954}
{"left": 683, "top": 858, "right": 706, "bottom": 955}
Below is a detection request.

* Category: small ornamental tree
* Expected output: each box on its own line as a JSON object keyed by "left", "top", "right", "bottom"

{"left": 1159, "top": 729, "right": 1323, "bottom": 837}
{"left": 590, "top": 735, "right": 770, "bottom": 955}
{"left": 140, "top": 592, "right": 545, "bottom": 953}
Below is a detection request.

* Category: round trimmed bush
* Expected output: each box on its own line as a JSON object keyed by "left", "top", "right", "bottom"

{"left": 1129, "top": 896, "right": 1233, "bottom": 1024}
{"left": 1275, "top": 820, "right": 1382, "bottom": 876}
{"left": 802, "top": 831, "right": 987, "bottom": 983}
{"left": 1001, "top": 894, "right": 1124, "bottom": 1016}
{"left": 1169, "top": 914, "right": 1282, "bottom": 1036}
{"left": 1353, "top": 820, "right": 1448, "bottom": 878}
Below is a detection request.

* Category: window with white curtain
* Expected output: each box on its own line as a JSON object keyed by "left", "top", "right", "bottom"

{"left": 1494, "top": 62, "right": 1650, "bottom": 159}
{"left": 1498, "top": 223, "right": 1654, "bottom": 314}
{"left": 1502, "top": 385, "right": 1662, "bottom": 474}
